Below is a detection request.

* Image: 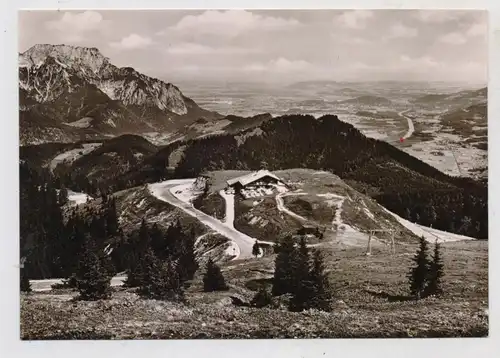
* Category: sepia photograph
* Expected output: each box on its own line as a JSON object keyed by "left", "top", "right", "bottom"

{"left": 17, "top": 9, "right": 488, "bottom": 340}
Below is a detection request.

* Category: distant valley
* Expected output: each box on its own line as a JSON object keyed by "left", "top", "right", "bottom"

{"left": 180, "top": 80, "right": 487, "bottom": 179}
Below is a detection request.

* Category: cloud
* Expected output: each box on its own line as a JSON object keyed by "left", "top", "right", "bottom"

{"left": 348, "top": 61, "right": 375, "bottom": 70}
{"left": 439, "top": 32, "right": 468, "bottom": 45}
{"left": 457, "top": 61, "right": 486, "bottom": 77}
{"left": 467, "top": 23, "right": 487, "bottom": 37}
{"left": 394, "top": 56, "right": 484, "bottom": 82}
{"left": 165, "top": 10, "right": 300, "bottom": 37}
{"left": 244, "top": 63, "right": 267, "bottom": 72}
{"left": 332, "top": 33, "right": 369, "bottom": 45}
{"left": 165, "top": 43, "right": 213, "bottom": 55}
{"left": 399, "top": 55, "right": 439, "bottom": 68}
{"left": 387, "top": 23, "right": 418, "bottom": 38}
{"left": 414, "top": 10, "right": 463, "bottom": 23}
{"left": 45, "top": 11, "right": 106, "bottom": 42}
{"left": 165, "top": 42, "right": 258, "bottom": 55}
{"left": 336, "top": 10, "right": 373, "bottom": 29}
{"left": 174, "top": 65, "right": 202, "bottom": 73}
{"left": 348, "top": 56, "right": 440, "bottom": 74}
{"left": 110, "top": 34, "right": 153, "bottom": 50}
{"left": 330, "top": 54, "right": 485, "bottom": 83}
{"left": 244, "top": 58, "right": 312, "bottom": 73}
{"left": 347, "top": 37, "right": 369, "bottom": 45}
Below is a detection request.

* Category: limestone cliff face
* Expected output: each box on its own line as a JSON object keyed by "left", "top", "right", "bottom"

{"left": 19, "top": 44, "right": 188, "bottom": 115}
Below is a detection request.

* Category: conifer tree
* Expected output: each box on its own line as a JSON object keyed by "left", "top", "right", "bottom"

{"left": 150, "top": 222, "right": 168, "bottom": 259}
{"left": 75, "top": 238, "right": 112, "bottom": 301}
{"left": 203, "top": 258, "right": 228, "bottom": 292}
{"left": 165, "top": 219, "right": 184, "bottom": 258}
{"left": 138, "top": 218, "right": 149, "bottom": 242}
{"left": 124, "top": 254, "right": 146, "bottom": 288}
{"left": 272, "top": 236, "right": 297, "bottom": 296}
{"left": 20, "top": 267, "right": 31, "bottom": 293}
{"left": 289, "top": 236, "right": 314, "bottom": 312}
{"left": 405, "top": 207, "right": 412, "bottom": 221}
{"left": 426, "top": 240, "right": 444, "bottom": 297}
{"left": 58, "top": 186, "right": 68, "bottom": 206}
{"left": 124, "top": 219, "right": 151, "bottom": 287}
{"left": 89, "top": 216, "right": 106, "bottom": 243}
{"left": 308, "top": 249, "right": 333, "bottom": 311}
{"left": 251, "top": 286, "right": 272, "bottom": 308}
{"left": 429, "top": 206, "right": 437, "bottom": 225}
{"left": 252, "top": 240, "right": 260, "bottom": 258}
{"left": 64, "top": 216, "right": 87, "bottom": 278}
{"left": 102, "top": 246, "right": 117, "bottom": 278}
{"left": 407, "top": 236, "right": 431, "bottom": 300}
{"left": 137, "top": 248, "right": 184, "bottom": 301}
{"left": 132, "top": 247, "right": 155, "bottom": 293}
{"left": 105, "top": 197, "right": 119, "bottom": 237}
{"left": 176, "top": 229, "right": 199, "bottom": 287}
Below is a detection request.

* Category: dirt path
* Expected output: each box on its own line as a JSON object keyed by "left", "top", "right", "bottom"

{"left": 275, "top": 192, "right": 308, "bottom": 222}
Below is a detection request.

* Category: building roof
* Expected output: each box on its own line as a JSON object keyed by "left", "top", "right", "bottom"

{"left": 227, "top": 170, "right": 282, "bottom": 187}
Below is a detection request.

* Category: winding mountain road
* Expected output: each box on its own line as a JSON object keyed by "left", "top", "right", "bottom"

{"left": 149, "top": 180, "right": 257, "bottom": 259}
{"left": 219, "top": 190, "right": 236, "bottom": 228}
{"left": 399, "top": 109, "right": 415, "bottom": 140}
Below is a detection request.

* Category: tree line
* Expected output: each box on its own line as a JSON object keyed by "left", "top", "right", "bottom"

{"left": 120, "top": 219, "right": 198, "bottom": 292}
{"left": 22, "top": 221, "right": 445, "bottom": 311}
{"left": 21, "top": 214, "right": 231, "bottom": 301}
{"left": 377, "top": 188, "right": 487, "bottom": 238}
{"left": 20, "top": 162, "right": 118, "bottom": 279}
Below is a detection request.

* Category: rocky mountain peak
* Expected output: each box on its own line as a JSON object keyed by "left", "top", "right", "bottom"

{"left": 19, "top": 44, "right": 189, "bottom": 115}
{"left": 19, "top": 44, "right": 110, "bottom": 75}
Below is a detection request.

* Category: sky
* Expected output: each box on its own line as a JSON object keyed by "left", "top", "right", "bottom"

{"left": 18, "top": 10, "right": 488, "bottom": 85}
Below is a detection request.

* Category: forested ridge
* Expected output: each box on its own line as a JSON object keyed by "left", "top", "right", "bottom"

{"left": 167, "top": 114, "right": 487, "bottom": 239}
